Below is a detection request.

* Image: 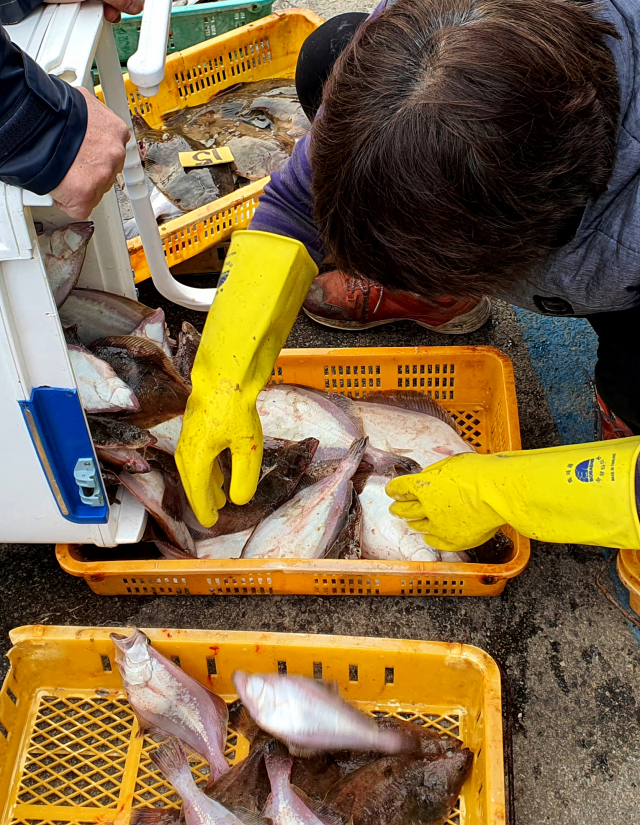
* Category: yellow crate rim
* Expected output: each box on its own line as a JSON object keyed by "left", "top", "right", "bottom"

{"left": 55, "top": 345, "right": 531, "bottom": 598}
{"left": 104, "top": 9, "right": 324, "bottom": 281}
{"left": 0, "top": 627, "right": 505, "bottom": 825}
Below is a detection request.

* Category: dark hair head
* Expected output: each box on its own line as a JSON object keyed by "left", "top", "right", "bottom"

{"left": 310, "top": 0, "right": 620, "bottom": 299}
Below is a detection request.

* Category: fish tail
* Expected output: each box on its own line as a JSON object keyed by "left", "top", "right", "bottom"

{"left": 339, "top": 437, "right": 369, "bottom": 479}
{"left": 150, "top": 738, "right": 195, "bottom": 795}
{"left": 264, "top": 739, "right": 293, "bottom": 788}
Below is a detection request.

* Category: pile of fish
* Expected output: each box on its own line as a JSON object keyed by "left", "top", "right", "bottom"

{"left": 39, "top": 241, "right": 510, "bottom": 565}
{"left": 117, "top": 78, "right": 310, "bottom": 239}
{"left": 112, "top": 628, "right": 473, "bottom": 825}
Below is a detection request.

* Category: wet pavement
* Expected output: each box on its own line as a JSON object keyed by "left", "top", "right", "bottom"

{"left": 2, "top": 5, "right": 640, "bottom": 823}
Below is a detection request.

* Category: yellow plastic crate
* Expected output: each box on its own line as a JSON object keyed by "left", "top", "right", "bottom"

{"left": 56, "top": 345, "right": 531, "bottom": 597}
{"left": 617, "top": 550, "right": 640, "bottom": 616}
{"left": 112, "top": 9, "right": 323, "bottom": 281}
{"left": 0, "top": 627, "right": 505, "bottom": 825}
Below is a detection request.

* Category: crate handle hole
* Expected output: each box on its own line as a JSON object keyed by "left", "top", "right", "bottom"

{"left": 349, "top": 664, "right": 358, "bottom": 682}
{"left": 0, "top": 720, "right": 7, "bottom": 738}
{"left": 313, "top": 662, "right": 323, "bottom": 679}
{"left": 101, "top": 655, "right": 112, "bottom": 672}
{"left": 6, "top": 688, "right": 16, "bottom": 705}
{"left": 384, "top": 667, "right": 394, "bottom": 684}
{"left": 207, "top": 657, "right": 218, "bottom": 676}
{"left": 277, "top": 661, "right": 287, "bottom": 676}
{"left": 172, "top": 656, "right": 181, "bottom": 668}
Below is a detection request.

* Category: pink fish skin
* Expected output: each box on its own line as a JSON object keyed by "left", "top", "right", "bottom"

{"left": 96, "top": 447, "right": 150, "bottom": 473}
{"left": 264, "top": 742, "right": 326, "bottom": 825}
{"left": 150, "top": 738, "right": 246, "bottom": 825}
{"left": 111, "top": 628, "right": 230, "bottom": 785}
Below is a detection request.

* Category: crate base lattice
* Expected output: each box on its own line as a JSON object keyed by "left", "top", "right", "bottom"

{"left": 9, "top": 691, "right": 465, "bottom": 825}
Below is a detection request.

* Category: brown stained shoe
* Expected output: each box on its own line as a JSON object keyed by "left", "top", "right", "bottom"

{"left": 303, "top": 270, "right": 491, "bottom": 333}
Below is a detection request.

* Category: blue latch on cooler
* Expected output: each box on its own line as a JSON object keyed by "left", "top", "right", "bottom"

{"left": 73, "top": 458, "right": 105, "bottom": 507}
{"left": 19, "top": 387, "right": 109, "bottom": 524}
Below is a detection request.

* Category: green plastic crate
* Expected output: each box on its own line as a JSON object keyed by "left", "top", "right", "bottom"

{"left": 114, "top": 0, "right": 274, "bottom": 64}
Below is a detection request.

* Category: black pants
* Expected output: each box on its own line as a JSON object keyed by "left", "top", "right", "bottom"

{"left": 587, "top": 306, "right": 640, "bottom": 433}
{"left": 295, "top": 12, "right": 368, "bottom": 121}
{"left": 296, "top": 16, "right": 640, "bottom": 433}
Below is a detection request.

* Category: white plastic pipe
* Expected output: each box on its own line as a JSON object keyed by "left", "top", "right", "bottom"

{"left": 95, "top": 27, "right": 216, "bottom": 311}
{"left": 126, "top": 0, "right": 171, "bottom": 98}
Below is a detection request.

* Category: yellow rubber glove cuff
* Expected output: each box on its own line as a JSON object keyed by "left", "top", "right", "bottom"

{"left": 386, "top": 438, "right": 640, "bottom": 552}
{"left": 176, "top": 230, "right": 318, "bottom": 527}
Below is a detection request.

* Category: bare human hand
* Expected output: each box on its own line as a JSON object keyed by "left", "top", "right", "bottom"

{"left": 43, "top": 0, "right": 144, "bottom": 24}
{"left": 50, "top": 87, "right": 129, "bottom": 220}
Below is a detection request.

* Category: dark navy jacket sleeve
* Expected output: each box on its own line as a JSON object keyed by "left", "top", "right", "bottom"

{"left": 249, "top": 134, "right": 326, "bottom": 265}
{"left": 0, "top": 25, "right": 87, "bottom": 194}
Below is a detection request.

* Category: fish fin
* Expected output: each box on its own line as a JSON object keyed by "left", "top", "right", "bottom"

{"left": 305, "top": 388, "right": 365, "bottom": 435}
{"left": 291, "top": 787, "right": 347, "bottom": 825}
{"left": 321, "top": 679, "right": 341, "bottom": 696}
{"left": 229, "top": 703, "right": 261, "bottom": 743}
{"left": 204, "top": 686, "right": 230, "bottom": 743}
{"left": 232, "top": 807, "right": 272, "bottom": 825}
{"left": 262, "top": 793, "right": 275, "bottom": 819}
{"left": 351, "top": 461, "right": 374, "bottom": 495}
{"left": 294, "top": 473, "right": 317, "bottom": 492}
{"left": 161, "top": 472, "right": 185, "bottom": 523}
{"left": 129, "top": 809, "right": 181, "bottom": 825}
{"left": 92, "top": 335, "right": 191, "bottom": 391}
{"left": 149, "top": 737, "right": 193, "bottom": 784}
{"left": 361, "top": 391, "right": 464, "bottom": 435}
{"left": 325, "top": 484, "right": 356, "bottom": 560}
{"left": 285, "top": 744, "right": 321, "bottom": 758}
{"left": 63, "top": 324, "right": 86, "bottom": 349}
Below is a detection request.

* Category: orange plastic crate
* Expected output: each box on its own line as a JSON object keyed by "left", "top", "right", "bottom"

{"left": 617, "top": 550, "right": 640, "bottom": 616}
{"left": 56, "top": 345, "right": 530, "bottom": 597}
{"left": 0, "top": 627, "right": 505, "bottom": 825}
{"left": 109, "top": 9, "right": 323, "bottom": 282}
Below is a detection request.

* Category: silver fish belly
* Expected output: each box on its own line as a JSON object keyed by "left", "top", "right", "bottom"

{"left": 241, "top": 437, "right": 366, "bottom": 559}
{"left": 111, "top": 629, "right": 230, "bottom": 782}
{"left": 353, "top": 400, "right": 473, "bottom": 469}
{"left": 232, "top": 671, "right": 411, "bottom": 756}
{"left": 359, "top": 475, "right": 441, "bottom": 562}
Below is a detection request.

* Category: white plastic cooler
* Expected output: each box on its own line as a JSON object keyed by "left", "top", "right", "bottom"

{"left": 0, "top": 0, "right": 217, "bottom": 544}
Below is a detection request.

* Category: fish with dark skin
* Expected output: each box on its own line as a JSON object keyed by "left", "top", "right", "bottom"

{"left": 325, "top": 749, "right": 474, "bottom": 825}
{"left": 211, "top": 437, "right": 319, "bottom": 538}
{"left": 133, "top": 114, "right": 235, "bottom": 211}
{"left": 162, "top": 78, "right": 309, "bottom": 153}
{"left": 86, "top": 415, "right": 156, "bottom": 449}
{"left": 207, "top": 728, "right": 273, "bottom": 814}
{"left": 90, "top": 335, "right": 191, "bottom": 429}
{"left": 174, "top": 321, "right": 202, "bottom": 386}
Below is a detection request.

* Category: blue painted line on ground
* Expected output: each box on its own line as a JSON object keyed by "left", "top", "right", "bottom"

{"left": 513, "top": 308, "right": 640, "bottom": 646}
{"left": 513, "top": 309, "right": 598, "bottom": 445}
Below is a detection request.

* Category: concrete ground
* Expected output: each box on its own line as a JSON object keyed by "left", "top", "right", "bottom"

{"left": 2, "top": 4, "right": 640, "bottom": 824}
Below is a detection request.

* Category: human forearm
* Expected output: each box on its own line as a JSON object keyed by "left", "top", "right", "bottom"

{"left": 0, "top": 26, "right": 87, "bottom": 194}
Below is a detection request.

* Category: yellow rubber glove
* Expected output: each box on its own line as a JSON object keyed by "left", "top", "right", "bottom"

{"left": 386, "top": 438, "right": 640, "bottom": 551}
{"left": 176, "top": 230, "right": 318, "bottom": 527}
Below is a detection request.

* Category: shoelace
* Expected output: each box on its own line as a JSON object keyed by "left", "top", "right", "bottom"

{"left": 345, "top": 275, "right": 384, "bottom": 314}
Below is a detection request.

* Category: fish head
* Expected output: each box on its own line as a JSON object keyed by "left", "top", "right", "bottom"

{"left": 110, "top": 629, "right": 153, "bottom": 686}
{"left": 413, "top": 748, "right": 474, "bottom": 805}
{"left": 232, "top": 670, "right": 277, "bottom": 720}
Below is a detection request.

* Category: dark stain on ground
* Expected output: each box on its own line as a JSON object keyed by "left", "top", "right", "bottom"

{"left": 594, "top": 678, "right": 638, "bottom": 728}
{"left": 549, "top": 640, "right": 570, "bottom": 695}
